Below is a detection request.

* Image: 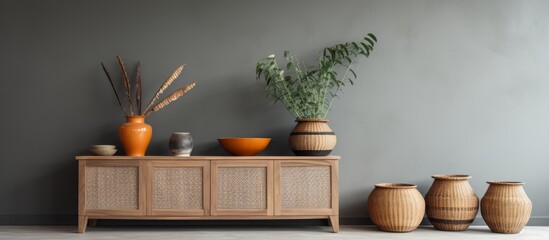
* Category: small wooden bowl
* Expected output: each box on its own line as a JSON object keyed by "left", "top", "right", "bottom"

{"left": 90, "top": 148, "right": 117, "bottom": 156}
{"left": 90, "top": 145, "right": 116, "bottom": 150}
{"left": 218, "top": 138, "right": 271, "bottom": 156}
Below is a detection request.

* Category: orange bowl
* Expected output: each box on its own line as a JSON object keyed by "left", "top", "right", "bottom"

{"left": 217, "top": 138, "right": 271, "bottom": 156}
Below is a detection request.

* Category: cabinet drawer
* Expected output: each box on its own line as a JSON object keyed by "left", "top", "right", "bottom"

{"left": 211, "top": 160, "right": 273, "bottom": 216}
{"left": 147, "top": 161, "right": 210, "bottom": 216}
{"left": 80, "top": 160, "right": 145, "bottom": 216}
{"left": 274, "top": 160, "right": 338, "bottom": 215}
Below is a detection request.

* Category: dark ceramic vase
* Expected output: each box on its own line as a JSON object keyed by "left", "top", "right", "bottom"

{"left": 169, "top": 132, "right": 193, "bottom": 156}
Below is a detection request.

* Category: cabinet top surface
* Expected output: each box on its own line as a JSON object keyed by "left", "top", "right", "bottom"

{"left": 76, "top": 156, "right": 340, "bottom": 161}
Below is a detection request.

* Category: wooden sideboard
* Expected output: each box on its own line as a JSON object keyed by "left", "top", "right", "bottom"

{"left": 76, "top": 156, "right": 340, "bottom": 233}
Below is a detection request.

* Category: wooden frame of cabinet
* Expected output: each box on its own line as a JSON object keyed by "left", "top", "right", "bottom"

{"left": 76, "top": 156, "right": 340, "bottom": 233}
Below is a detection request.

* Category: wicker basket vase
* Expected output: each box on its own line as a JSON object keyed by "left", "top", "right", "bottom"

{"left": 367, "top": 183, "right": 425, "bottom": 232}
{"left": 481, "top": 181, "right": 532, "bottom": 234}
{"left": 425, "top": 174, "right": 479, "bottom": 231}
{"left": 289, "top": 119, "right": 336, "bottom": 156}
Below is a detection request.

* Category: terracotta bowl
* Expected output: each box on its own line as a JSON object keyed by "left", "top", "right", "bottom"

{"left": 218, "top": 138, "right": 271, "bottom": 156}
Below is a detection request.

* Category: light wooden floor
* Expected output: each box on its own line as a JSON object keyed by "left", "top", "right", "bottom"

{"left": 1, "top": 225, "right": 548, "bottom": 240}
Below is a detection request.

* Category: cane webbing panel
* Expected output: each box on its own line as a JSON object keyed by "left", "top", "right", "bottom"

{"left": 86, "top": 166, "right": 139, "bottom": 210}
{"left": 152, "top": 167, "right": 203, "bottom": 209}
{"left": 281, "top": 166, "right": 331, "bottom": 209}
{"left": 217, "top": 167, "right": 267, "bottom": 209}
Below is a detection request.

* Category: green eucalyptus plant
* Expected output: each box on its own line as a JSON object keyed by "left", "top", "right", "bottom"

{"left": 256, "top": 34, "right": 377, "bottom": 119}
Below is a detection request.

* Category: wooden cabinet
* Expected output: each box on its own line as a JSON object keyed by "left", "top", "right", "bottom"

{"left": 77, "top": 156, "right": 339, "bottom": 233}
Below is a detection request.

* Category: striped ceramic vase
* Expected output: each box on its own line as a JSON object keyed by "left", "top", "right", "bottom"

{"left": 481, "top": 181, "right": 532, "bottom": 234}
{"left": 367, "top": 183, "right": 425, "bottom": 232}
{"left": 425, "top": 174, "right": 479, "bottom": 231}
{"left": 289, "top": 119, "right": 336, "bottom": 156}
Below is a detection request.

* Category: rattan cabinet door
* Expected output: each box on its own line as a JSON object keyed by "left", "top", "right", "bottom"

{"left": 147, "top": 161, "right": 210, "bottom": 216}
{"left": 80, "top": 160, "right": 146, "bottom": 216}
{"left": 274, "top": 160, "right": 338, "bottom": 216}
{"left": 211, "top": 160, "right": 273, "bottom": 216}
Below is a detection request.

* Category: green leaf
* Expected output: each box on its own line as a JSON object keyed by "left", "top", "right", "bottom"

{"left": 287, "top": 61, "right": 293, "bottom": 69}
{"left": 360, "top": 42, "right": 369, "bottom": 52}
{"left": 349, "top": 69, "right": 357, "bottom": 79}
{"left": 337, "top": 49, "right": 345, "bottom": 58}
{"left": 364, "top": 37, "right": 375, "bottom": 46}
{"left": 284, "top": 51, "right": 290, "bottom": 58}
{"left": 345, "top": 56, "right": 352, "bottom": 64}
{"left": 367, "top": 33, "right": 377, "bottom": 42}
{"left": 328, "top": 72, "right": 337, "bottom": 80}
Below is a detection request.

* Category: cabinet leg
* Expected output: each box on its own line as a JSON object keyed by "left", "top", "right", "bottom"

{"left": 78, "top": 216, "right": 88, "bottom": 233}
{"left": 88, "top": 219, "right": 97, "bottom": 227}
{"left": 328, "top": 215, "right": 339, "bottom": 233}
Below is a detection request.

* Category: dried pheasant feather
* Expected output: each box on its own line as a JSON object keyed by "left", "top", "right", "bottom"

{"left": 135, "top": 61, "right": 142, "bottom": 115}
{"left": 143, "top": 64, "right": 186, "bottom": 113}
{"left": 117, "top": 56, "right": 134, "bottom": 115}
{"left": 101, "top": 62, "right": 128, "bottom": 115}
{"left": 144, "top": 82, "right": 196, "bottom": 116}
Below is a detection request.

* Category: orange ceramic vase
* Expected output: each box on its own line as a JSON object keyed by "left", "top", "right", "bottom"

{"left": 119, "top": 115, "right": 152, "bottom": 156}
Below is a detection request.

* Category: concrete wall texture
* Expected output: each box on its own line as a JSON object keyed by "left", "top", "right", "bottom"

{"left": 1, "top": 0, "right": 548, "bottom": 225}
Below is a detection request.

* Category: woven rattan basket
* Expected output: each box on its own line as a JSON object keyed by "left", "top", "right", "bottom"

{"left": 289, "top": 119, "right": 336, "bottom": 156}
{"left": 481, "top": 181, "right": 532, "bottom": 234}
{"left": 367, "top": 183, "right": 425, "bottom": 232}
{"left": 425, "top": 174, "right": 479, "bottom": 231}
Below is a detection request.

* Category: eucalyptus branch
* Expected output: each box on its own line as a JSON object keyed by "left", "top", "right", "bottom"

{"left": 259, "top": 56, "right": 302, "bottom": 118}
{"left": 255, "top": 34, "right": 377, "bottom": 119}
{"left": 323, "top": 61, "right": 353, "bottom": 118}
{"left": 318, "top": 65, "right": 330, "bottom": 117}
{"left": 275, "top": 68, "right": 302, "bottom": 119}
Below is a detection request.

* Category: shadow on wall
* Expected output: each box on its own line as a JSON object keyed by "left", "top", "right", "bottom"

{"left": 8, "top": 150, "right": 82, "bottom": 224}
{"left": 339, "top": 190, "right": 371, "bottom": 224}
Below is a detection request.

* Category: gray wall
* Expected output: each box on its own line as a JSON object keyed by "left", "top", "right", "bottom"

{"left": 1, "top": 0, "right": 548, "bottom": 225}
